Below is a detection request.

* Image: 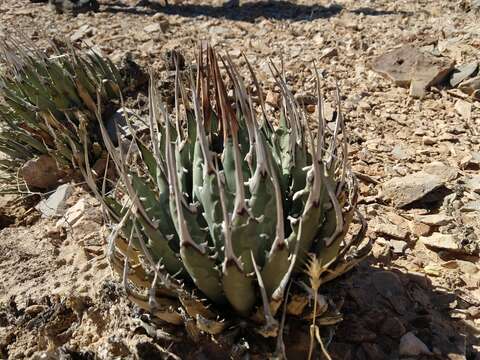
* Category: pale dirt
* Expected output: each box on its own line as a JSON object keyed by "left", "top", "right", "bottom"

{"left": 0, "top": 0, "right": 479, "bottom": 359}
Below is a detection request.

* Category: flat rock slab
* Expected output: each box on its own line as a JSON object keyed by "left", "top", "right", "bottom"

{"left": 391, "top": 144, "right": 414, "bottom": 160}
{"left": 382, "top": 162, "right": 457, "bottom": 208}
{"left": 465, "top": 176, "right": 480, "bottom": 194}
{"left": 450, "top": 61, "right": 478, "bottom": 87}
{"left": 35, "top": 184, "right": 73, "bottom": 218}
{"left": 373, "top": 222, "right": 409, "bottom": 240}
{"left": 383, "top": 173, "right": 441, "bottom": 208}
{"left": 420, "top": 233, "right": 464, "bottom": 253}
{"left": 458, "top": 75, "right": 480, "bottom": 100}
{"left": 454, "top": 99, "right": 472, "bottom": 119}
{"left": 423, "top": 161, "right": 458, "bottom": 182}
{"left": 389, "top": 239, "right": 408, "bottom": 254}
{"left": 56, "top": 198, "right": 87, "bottom": 228}
{"left": 415, "top": 213, "right": 453, "bottom": 226}
{"left": 461, "top": 200, "right": 480, "bottom": 213}
{"left": 371, "top": 46, "right": 420, "bottom": 87}
{"left": 371, "top": 45, "right": 455, "bottom": 98}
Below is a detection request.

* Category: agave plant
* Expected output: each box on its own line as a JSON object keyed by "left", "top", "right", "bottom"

{"left": 0, "top": 36, "right": 123, "bottom": 193}
{"left": 91, "top": 45, "right": 370, "bottom": 353}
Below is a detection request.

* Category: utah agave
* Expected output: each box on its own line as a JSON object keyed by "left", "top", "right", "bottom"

{"left": 92, "top": 46, "right": 370, "bottom": 349}
{"left": 0, "top": 36, "right": 122, "bottom": 193}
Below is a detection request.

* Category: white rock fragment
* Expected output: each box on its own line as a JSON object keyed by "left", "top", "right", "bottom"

{"left": 35, "top": 184, "right": 73, "bottom": 218}
{"left": 399, "top": 332, "right": 432, "bottom": 356}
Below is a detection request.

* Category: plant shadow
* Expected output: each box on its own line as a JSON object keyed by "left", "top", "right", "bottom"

{"left": 302, "top": 256, "right": 480, "bottom": 359}
{"left": 102, "top": 0, "right": 339, "bottom": 22}
{"left": 102, "top": 0, "right": 344, "bottom": 21}
{"left": 100, "top": 1, "right": 414, "bottom": 22}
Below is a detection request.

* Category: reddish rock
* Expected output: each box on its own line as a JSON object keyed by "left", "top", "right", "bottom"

{"left": 20, "top": 155, "right": 64, "bottom": 190}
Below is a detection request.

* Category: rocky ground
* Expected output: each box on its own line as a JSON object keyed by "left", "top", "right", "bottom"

{"left": 0, "top": 0, "right": 480, "bottom": 359}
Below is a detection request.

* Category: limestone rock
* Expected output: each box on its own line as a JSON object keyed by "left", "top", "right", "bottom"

{"left": 56, "top": 198, "right": 88, "bottom": 228}
{"left": 383, "top": 173, "right": 440, "bottom": 208}
{"left": 70, "top": 24, "right": 93, "bottom": 42}
{"left": 423, "top": 161, "right": 458, "bottom": 182}
{"left": 389, "top": 239, "right": 408, "bottom": 254}
{"left": 391, "top": 144, "right": 413, "bottom": 160}
{"left": 420, "top": 233, "right": 465, "bottom": 253}
{"left": 454, "top": 99, "right": 472, "bottom": 119}
{"left": 35, "top": 184, "right": 73, "bottom": 218}
{"left": 450, "top": 61, "right": 478, "bottom": 87}
{"left": 265, "top": 91, "right": 280, "bottom": 108}
{"left": 415, "top": 213, "right": 453, "bottom": 226}
{"left": 371, "top": 45, "right": 455, "bottom": 98}
{"left": 399, "top": 332, "right": 432, "bottom": 356}
{"left": 373, "top": 222, "right": 409, "bottom": 240}
{"left": 461, "top": 200, "right": 480, "bottom": 213}
{"left": 382, "top": 162, "right": 458, "bottom": 208}
{"left": 409, "top": 221, "right": 432, "bottom": 237}
{"left": 465, "top": 176, "right": 480, "bottom": 194}
{"left": 371, "top": 46, "right": 420, "bottom": 87}
{"left": 459, "top": 75, "right": 480, "bottom": 100}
